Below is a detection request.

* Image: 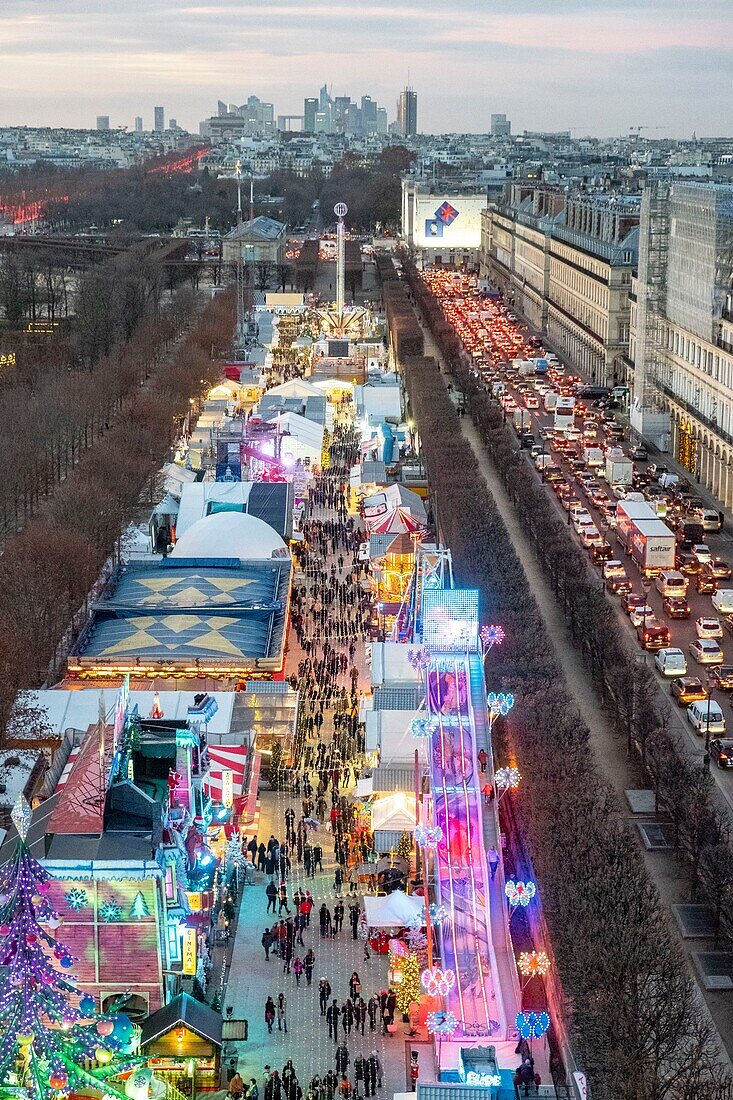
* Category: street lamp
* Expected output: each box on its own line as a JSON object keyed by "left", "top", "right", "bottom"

{"left": 641, "top": 576, "right": 652, "bottom": 641}
{"left": 704, "top": 671, "right": 713, "bottom": 771}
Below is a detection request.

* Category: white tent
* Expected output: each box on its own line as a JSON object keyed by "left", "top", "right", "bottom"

{"left": 267, "top": 378, "right": 323, "bottom": 401}
{"left": 371, "top": 792, "right": 417, "bottom": 833}
{"left": 363, "top": 890, "right": 425, "bottom": 928}
{"left": 262, "top": 410, "right": 324, "bottom": 465}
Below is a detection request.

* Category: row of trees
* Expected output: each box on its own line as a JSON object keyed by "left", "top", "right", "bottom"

{"left": 0, "top": 289, "right": 232, "bottom": 736}
{"left": 389, "top": 266, "right": 733, "bottom": 1097}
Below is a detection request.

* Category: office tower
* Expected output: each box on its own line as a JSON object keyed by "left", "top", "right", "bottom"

{"left": 397, "top": 87, "right": 418, "bottom": 138}
{"left": 134, "top": 116, "right": 143, "bottom": 132}
{"left": 319, "top": 84, "right": 332, "bottom": 111}
{"left": 217, "top": 100, "right": 228, "bottom": 117}
{"left": 154, "top": 106, "right": 165, "bottom": 132}
{"left": 304, "top": 98, "right": 318, "bottom": 133}
{"left": 361, "top": 96, "right": 378, "bottom": 133}
{"left": 376, "top": 107, "right": 389, "bottom": 135}
{"left": 491, "top": 113, "right": 511, "bottom": 137}
{"left": 169, "top": 119, "right": 177, "bottom": 130}
{"left": 96, "top": 115, "right": 110, "bottom": 131}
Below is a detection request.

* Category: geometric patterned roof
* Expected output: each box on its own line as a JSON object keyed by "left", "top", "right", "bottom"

{"left": 72, "top": 559, "right": 291, "bottom": 665}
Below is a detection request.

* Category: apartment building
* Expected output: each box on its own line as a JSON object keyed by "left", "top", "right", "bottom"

{"left": 630, "top": 179, "right": 733, "bottom": 505}
{"left": 481, "top": 186, "right": 639, "bottom": 386}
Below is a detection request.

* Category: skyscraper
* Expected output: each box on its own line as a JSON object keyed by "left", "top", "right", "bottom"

{"left": 490, "top": 113, "right": 511, "bottom": 137}
{"left": 303, "top": 98, "right": 318, "bottom": 133}
{"left": 134, "top": 116, "right": 143, "bottom": 133}
{"left": 96, "top": 115, "right": 110, "bottom": 131}
{"left": 154, "top": 106, "right": 165, "bottom": 132}
{"left": 397, "top": 87, "right": 418, "bottom": 138}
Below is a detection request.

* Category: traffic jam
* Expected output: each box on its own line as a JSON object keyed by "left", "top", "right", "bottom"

{"left": 421, "top": 267, "right": 733, "bottom": 776}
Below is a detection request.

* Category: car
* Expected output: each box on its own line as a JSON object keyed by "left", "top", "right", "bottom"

{"left": 689, "top": 638, "right": 725, "bottom": 665}
{"left": 708, "top": 666, "right": 733, "bottom": 692}
{"left": 629, "top": 604, "right": 655, "bottom": 628}
{"left": 678, "top": 554, "right": 702, "bottom": 576}
{"left": 671, "top": 676, "right": 709, "bottom": 706}
{"left": 663, "top": 597, "right": 691, "bottom": 619}
{"left": 654, "top": 647, "right": 688, "bottom": 677}
{"left": 724, "top": 615, "right": 733, "bottom": 638}
{"left": 638, "top": 619, "right": 671, "bottom": 651}
{"left": 581, "top": 525, "right": 604, "bottom": 547}
{"left": 603, "top": 559, "right": 626, "bottom": 580}
{"left": 572, "top": 511, "right": 594, "bottom": 533}
{"left": 525, "top": 395, "right": 539, "bottom": 409}
{"left": 608, "top": 575, "right": 633, "bottom": 595}
{"left": 687, "top": 699, "right": 726, "bottom": 735}
{"left": 712, "top": 589, "right": 733, "bottom": 614}
{"left": 590, "top": 542, "right": 614, "bottom": 564}
{"left": 647, "top": 463, "right": 669, "bottom": 479}
{"left": 539, "top": 427, "right": 554, "bottom": 441}
{"left": 623, "top": 592, "right": 646, "bottom": 615}
{"left": 629, "top": 444, "right": 648, "bottom": 460}
{"left": 544, "top": 467, "right": 564, "bottom": 484}
{"left": 709, "top": 559, "right": 732, "bottom": 580}
{"left": 695, "top": 616, "right": 723, "bottom": 639}
{"left": 696, "top": 573, "right": 718, "bottom": 594}
{"left": 692, "top": 543, "right": 712, "bottom": 562}
{"left": 520, "top": 434, "right": 537, "bottom": 450}
{"left": 710, "top": 738, "right": 733, "bottom": 768}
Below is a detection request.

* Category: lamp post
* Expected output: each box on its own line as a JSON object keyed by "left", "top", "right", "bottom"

{"left": 704, "top": 671, "right": 713, "bottom": 771}
{"left": 641, "top": 576, "right": 652, "bottom": 641}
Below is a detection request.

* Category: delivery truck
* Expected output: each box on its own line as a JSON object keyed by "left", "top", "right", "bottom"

{"left": 584, "top": 446, "right": 605, "bottom": 468}
{"left": 543, "top": 391, "right": 558, "bottom": 412}
{"left": 628, "top": 519, "right": 677, "bottom": 575}
{"left": 616, "top": 500, "right": 659, "bottom": 546}
{"left": 604, "top": 449, "right": 634, "bottom": 486}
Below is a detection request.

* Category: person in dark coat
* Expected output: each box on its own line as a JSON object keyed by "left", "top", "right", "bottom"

{"left": 333, "top": 901, "right": 344, "bottom": 934}
{"left": 303, "top": 948, "right": 315, "bottom": 985}
{"left": 326, "top": 998, "right": 341, "bottom": 1041}
{"left": 348, "top": 903, "right": 360, "bottom": 940}
{"left": 266, "top": 881, "right": 278, "bottom": 914}
{"left": 367, "top": 995, "right": 378, "bottom": 1032}
{"left": 335, "top": 1042, "right": 349, "bottom": 1076}
{"left": 258, "top": 842, "right": 267, "bottom": 871}
{"left": 319, "top": 977, "right": 332, "bottom": 1015}
{"left": 386, "top": 990, "right": 396, "bottom": 1024}
{"left": 355, "top": 997, "right": 367, "bottom": 1035}
{"left": 262, "top": 927, "right": 274, "bottom": 959}
{"left": 319, "top": 903, "right": 332, "bottom": 937}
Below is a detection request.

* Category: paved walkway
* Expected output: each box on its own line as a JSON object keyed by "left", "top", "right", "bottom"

{"left": 222, "top": 487, "right": 432, "bottom": 1094}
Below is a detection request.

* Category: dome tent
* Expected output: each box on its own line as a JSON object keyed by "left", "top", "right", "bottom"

{"left": 171, "top": 511, "right": 288, "bottom": 561}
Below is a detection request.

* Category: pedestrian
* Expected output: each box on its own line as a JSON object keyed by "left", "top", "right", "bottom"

{"left": 367, "top": 995, "right": 378, "bottom": 1032}
{"left": 333, "top": 901, "right": 344, "bottom": 933}
{"left": 258, "top": 842, "right": 267, "bottom": 872}
{"left": 249, "top": 1080, "right": 259, "bottom": 1100}
{"left": 335, "top": 1042, "right": 349, "bottom": 1076}
{"left": 304, "top": 948, "right": 315, "bottom": 986}
{"left": 283, "top": 1061, "right": 296, "bottom": 1088}
{"left": 338, "top": 1078, "right": 352, "bottom": 1100}
{"left": 266, "top": 881, "right": 278, "bottom": 914}
{"left": 277, "top": 992, "right": 288, "bottom": 1033}
{"left": 481, "top": 782, "right": 494, "bottom": 805}
{"left": 265, "top": 996, "right": 276, "bottom": 1033}
{"left": 349, "top": 902, "right": 360, "bottom": 940}
{"left": 278, "top": 882, "right": 291, "bottom": 914}
{"left": 293, "top": 956, "right": 303, "bottom": 985}
{"left": 319, "top": 977, "right": 332, "bottom": 1016}
{"left": 327, "top": 998, "right": 341, "bottom": 1041}
{"left": 386, "top": 990, "right": 396, "bottom": 1025}
{"left": 334, "top": 866, "right": 344, "bottom": 897}
{"left": 229, "top": 1073, "right": 245, "bottom": 1100}
{"left": 369, "top": 1051, "right": 382, "bottom": 1090}
{"left": 356, "top": 997, "right": 367, "bottom": 1035}
{"left": 487, "top": 846, "right": 500, "bottom": 880}
{"left": 262, "top": 927, "right": 274, "bottom": 960}
{"left": 319, "top": 902, "right": 332, "bottom": 937}
{"left": 349, "top": 972, "right": 361, "bottom": 1001}
{"left": 313, "top": 842, "right": 323, "bottom": 871}
{"left": 478, "top": 747, "right": 488, "bottom": 772}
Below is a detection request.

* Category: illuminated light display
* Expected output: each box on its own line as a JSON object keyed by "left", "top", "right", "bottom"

{"left": 421, "top": 966, "right": 456, "bottom": 997}
{"left": 429, "top": 902, "right": 448, "bottom": 924}
{"left": 407, "top": 647, "right": 431, "bottom": 673}
{"left": 0, "top": 796, "right": 135, "bottom": 1099}
{"left": 410, "top": 716, "right": 439, "bottom": 738}
{"left": 414, "top": 824, "right": 443, "bottom": 849}
{"left": 505, "top": 880, "right": 537, "bottom": 908}
{"left": 515, "top": 1010, "right": 550, "bottom": 1040}
{"left": 517, "top": 950, "right": 551, "bottom": 978}
{"left": 426, "top": 1010, "right": 459, "bottom": 1036}
{"left": 465, "top": 1071, "right": 502, "bottom": 1087}
{"left": 480, "top": 623, "right": 506, "bottom": 652}
{"left": 422, "top": 589, "right": 480, "bottom": 652}
{"left": 495, "top": 766, "right": 521, "bottom": 791}
{"left": 488, "top": 691, "right": 515, "bottom": 716}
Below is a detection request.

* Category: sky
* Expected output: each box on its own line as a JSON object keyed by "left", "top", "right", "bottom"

{"left": 0, "top": 0, "right": 731, "bottom": 137}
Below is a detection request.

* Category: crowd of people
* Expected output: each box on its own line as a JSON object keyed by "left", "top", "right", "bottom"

{"left": 228, "top": 414, "right": 407, "bottom": 1100}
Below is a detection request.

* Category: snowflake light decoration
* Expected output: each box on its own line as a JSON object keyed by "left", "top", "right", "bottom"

{"left": 488, "top": 692, "right": 515, "bottom": 717}
{"left": 517, "top": 950, "right": 551, "bottom": 978}
{"left": 516, "top": 1010, "right": 550, "bottom": 1040}
{"left": 429, "top": 902, "right": 448, "bottom": 924}
{"left": 64, "top": 887, "right": 89, "bottom": 911}
{"left": 495, "top": 766, "right": 521, "bottom": 791}
{"left": 421, "top": 966, "right": 456, "bottom": 997}
{"left": 414, "top": 824, "right": 443, "bottom": 850}
{"left": 427, "top": 1010, "right": 459, "bottom": 1036}
{"left": 410, "top": 716, "right": 439, "bottom": 738}
{"left": 505, "top": 880, "right": 536, "bottom": 908}
{"left": 408, "top": 648, "right": 431, "bottom": 673}
{"left": 480, "top": 624, "right": 505, "bottom": 652}
{"left": 100, "top": 900, "right": 123, "bottom": 923}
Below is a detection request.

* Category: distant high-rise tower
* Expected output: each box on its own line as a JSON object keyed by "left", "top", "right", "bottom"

{"left": 303, "top": 98, "right": 318, "bottom": 133}
{"left": 154, "top": 106, "right": 165, "bottom": 132}
{"left": 397, "top": 87, "right": 417, "bottom": 138}
{"left": 96, "top": 115, "right": 110, "bottom": 131}
{"left": 491, "top": 113, "right": 511, "bottom": 137}
{"left": 169, "top": 118, "right": 178, "bottom": 130}
{"left": 134, "top": 116, "right": 143, "bottom": 133}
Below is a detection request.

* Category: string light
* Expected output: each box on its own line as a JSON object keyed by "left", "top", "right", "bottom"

{"left": 410, "top": 716, "right": 438, "bottom": 738}
{"left": 488, "top": 692, "right": 515, "bottom": 716}
{"left": 414, "top": 824, "right": 443, "bottom": 850}
{"left": 495, "top": 766, "right": 521, "bottom": 791}
{"left": 480, "top": 624, "right": 505, "bottom": 652}
{"left": 421, "top": 966, "right": 456, "bottom": 997}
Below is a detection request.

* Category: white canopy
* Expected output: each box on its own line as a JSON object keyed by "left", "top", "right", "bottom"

{"left": 363, "top": 889, "right": 425, "bottom": 928}
{"left": 371, "top": 792, "right": 417, "bottom": 833}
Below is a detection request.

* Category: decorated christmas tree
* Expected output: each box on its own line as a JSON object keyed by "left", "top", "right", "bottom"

{"left": 395, "top": 951, "right": 421, "bottom": 1015}
{"left": 0, "top": 795, "right": 135, "bottom": 1100}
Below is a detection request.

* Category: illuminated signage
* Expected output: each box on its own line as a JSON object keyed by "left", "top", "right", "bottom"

{"left": 221, "top": 769, "right": 234, "bottom": 808}
{"left": 181, "top": 927, "right": 197, "bottom": 975}
{"left": 465, "top": 1072, "right": 501, "bottom": 1088}
{"left": 0, "top": 353, "right": 16, "bottom": 367}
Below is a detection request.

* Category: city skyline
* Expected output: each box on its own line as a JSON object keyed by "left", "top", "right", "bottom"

{"left": 0, "top": 0, "right": 731, "bottom": 136}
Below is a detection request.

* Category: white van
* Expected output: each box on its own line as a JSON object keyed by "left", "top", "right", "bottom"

{"left": 654, "top": 648, "right": 687, "bottom": 677}
{"left": 655, "top": 570, "right": 688, "bottom": 597}
{"left": 700, "top": 509, "right": 723, "bottom": 532}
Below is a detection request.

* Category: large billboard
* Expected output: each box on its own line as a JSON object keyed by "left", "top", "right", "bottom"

{"left": 410, "top": 193, "right": 486, "bottom": 250}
